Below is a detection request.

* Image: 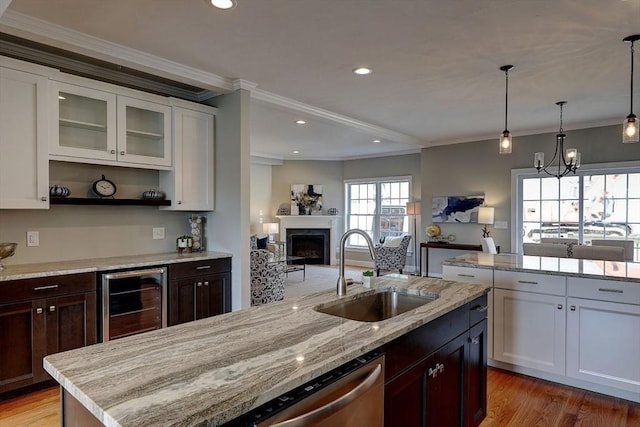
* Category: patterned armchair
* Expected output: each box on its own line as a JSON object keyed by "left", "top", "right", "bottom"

{"left": 374, "top": 235, "right": 412, "bottom": 276}
{"left": 250, "top": 234, "right": 286, "bottom": 306}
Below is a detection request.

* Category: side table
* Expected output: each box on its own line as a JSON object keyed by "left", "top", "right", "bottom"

{"left": 419, "top": 242, "right": 500, "bottom": 277}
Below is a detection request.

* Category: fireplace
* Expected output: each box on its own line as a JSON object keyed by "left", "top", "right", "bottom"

{"left": 277, "top": 215, "right": 339, "bottom": 265}
{"left": 287, "top": 228, "right": 331, "bottom": 265}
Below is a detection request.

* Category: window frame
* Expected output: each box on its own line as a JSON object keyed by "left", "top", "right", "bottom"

{"left": 511, "top": 161, "right": 640, "bottom": 254}
{"left": 344, "top": 176, "right": 412, "bottom": 250}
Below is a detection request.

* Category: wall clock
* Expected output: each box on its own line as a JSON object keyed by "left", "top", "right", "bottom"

{"left": 92, "top": 174, "right": 117, "bottom": 198}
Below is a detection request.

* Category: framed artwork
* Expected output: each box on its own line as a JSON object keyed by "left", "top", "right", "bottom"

{"left": 432, "top": 195, "right": 485, "bottom": 223}
{"left": 291, "top": 184, "right": 323, "bottom": 215}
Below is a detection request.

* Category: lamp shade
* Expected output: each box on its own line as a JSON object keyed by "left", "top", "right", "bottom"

{"left": 478, "top": 207, "right": 494, "bottom": 225}
{"left": 262, "top": 222, "right": 279, "bottom": 235}
{"left": 406, "top": 201, "right": 422, "bottom": 215}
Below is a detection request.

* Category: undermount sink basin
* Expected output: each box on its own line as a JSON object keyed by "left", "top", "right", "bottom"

{"left": 314, "top": 289, "right": 439, "bottom": 322}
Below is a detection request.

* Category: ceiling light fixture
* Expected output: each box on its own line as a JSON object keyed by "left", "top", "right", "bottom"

{"left": 623, "top": 34, "right": 640, "bottom": 144}
{"left": 292, "top": 150, "right": 300, "bottom": 154}
{"left": 499, "top": 65, "right": 514, "bottom": 154}
{"left": 534, "top": 101, "right": 580, "bottom": 179}
{"left": 295, "top": 120, "right": 306, "bottom": 125}
{"left": 372, "top": 139, "right": 381, "bottom": 143}
{"left": 210, "top": 0, "right": 236, "bottom": 9}
{"left": 353, "top": 67, "right": 372, "bottom": 75}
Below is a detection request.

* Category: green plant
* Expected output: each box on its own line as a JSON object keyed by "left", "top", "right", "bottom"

{"left": 362, "top": 270, "right": 374, "bottom": 277}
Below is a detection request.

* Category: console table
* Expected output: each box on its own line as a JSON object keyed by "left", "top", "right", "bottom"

{"left": 419, "top": 242, "right": 500, "bottom": 277}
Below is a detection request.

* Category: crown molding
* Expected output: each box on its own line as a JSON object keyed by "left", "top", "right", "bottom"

{"left": 0, "top": 10, "right": 233, "bottom": 92}
{"left": 0, "top": 1, "right": 11, "bottom": 18}
{"left": 251, "top": 88, "right": 423, "bottom": 146}
{"left": 232, "top": 79, "right": 258, "bottom": 92}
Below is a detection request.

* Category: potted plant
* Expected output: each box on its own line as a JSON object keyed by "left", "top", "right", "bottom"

{"left": 362, "top": 270, "right": 374, "bottom": 288}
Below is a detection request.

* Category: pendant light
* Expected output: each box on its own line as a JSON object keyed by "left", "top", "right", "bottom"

{"left": 499, "top": 65, "right": 514, "bottom": 154}
{"left": 534, "top": 101, "right": 581, "bottom": 179}
{"left": 623, "top": 35, "right": 640, "bottom": 144}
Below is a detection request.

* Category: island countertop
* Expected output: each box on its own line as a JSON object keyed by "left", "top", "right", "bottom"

{"left": 43, "top": 275, "right": 489, "bottom": 427}
{"left": 443, "top": 252, "right": 640, "bottom": 283}
{"left": 0, "top": 251, "right": 233, "bottom": 282}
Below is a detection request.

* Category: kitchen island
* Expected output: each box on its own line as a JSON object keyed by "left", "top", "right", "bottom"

{"left": 442, "top": 253, "right": 640, "bottom": 403}
{"left": 43, "top": 275, "right": 489, "bottom": 426}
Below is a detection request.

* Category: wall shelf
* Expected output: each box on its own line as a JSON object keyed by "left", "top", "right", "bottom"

{"left": 50, "top": 197, "right": 171, "bottom": 206}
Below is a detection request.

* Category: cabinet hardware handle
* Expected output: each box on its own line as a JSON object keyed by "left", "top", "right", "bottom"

{"left": 197, "top": 282, "right": 203, "bottom": 287}
{"left": 557, "top": 304, "right": 563, "bottom": 310}
{"left": 196, "top": 265, "right": 211, "bottom": 270}
{"left": 49, "top": 305, "right": 56, "bottom": 312}
{"left": 41, "top": 196, "right": 47, "bottom": 201}
{"left": 471, "top": 337, "right": 479, "bottom": 345}
{"left": 570, "top": 305, "right": 576, "bottom": 311}
{"left": 458, "top": 274, "right": 475, "bottom": 278}
{"left": 428, "top": 367, "right": 438, "bottom": 378}
{"left": 204, "top": 281, "right": 209, "bottom": 286}
{"left": 34, "top": 284, "right": 59, "bottom": 291}
{"left": 120, "top": 151, "right": 125, "bottom": 155}
{"left": 598, "top": 288, "right": 623, "bottom": 294}
{"left": 438, "top": 363, "right": 445, "bottom": 374}
{"left": 472, "top": 305, "right": 488, "bottom": 312}
{"left": 178, "top": 201, "right": 182, "bottom": 204}
{"left": 36, "top": 307, "right": 43, "bottom": 314}
{"left": 110, "top": 149, "right": 116, "bottom": 154}
{"left": 517, "top": 280, "right": 538, "bottom": 285}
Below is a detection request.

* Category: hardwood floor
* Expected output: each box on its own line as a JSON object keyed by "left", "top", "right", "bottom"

{"left": 0, "top": 368, "right": 638, "bottom": 426}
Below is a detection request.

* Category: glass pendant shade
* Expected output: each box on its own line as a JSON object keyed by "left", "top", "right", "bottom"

{"left": 534, "top": 152, "right": 544, "bottom": 169}
{"left": 499, "top": 130, "right": 512, "bottom": 154}
{"left": 623, "top": 114, "right": 639, "bottom": 143}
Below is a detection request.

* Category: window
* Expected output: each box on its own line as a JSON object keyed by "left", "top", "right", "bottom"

{"left": 515, "top": 163, "right": 640, "bottom": 261}
{"left": 345, "top": 177, "right": 411, "bottom": 247}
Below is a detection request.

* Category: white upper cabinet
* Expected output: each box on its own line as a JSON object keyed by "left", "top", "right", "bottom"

{"left": 160, "top": 101, "right": 216, "bottom": 211}
{"left": 50, "top": 77, "right": 172, "bottom": 170}
{"left": 0, "top": 59, "right": 54, "bottom": 209}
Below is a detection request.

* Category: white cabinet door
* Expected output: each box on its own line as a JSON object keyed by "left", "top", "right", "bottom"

{"left": 49, "top": 81, "right": 117, "bottom": 161}
{"left": 567, "top": 297, "right": 640, "bottom": 394}
{"left": 160, "top": 106, "right": 215, "bottom": 211}
{"left": 443, "top": 265, "right": 494, "bottom": 358}
{"left": 493, "top": 288, "right": 566, "bottom": 375}
{"left": 117, "top": 96, "right": 171, "bottom": 168}
{"left": 0, "top": 67, "right": 49, "bottom": 209}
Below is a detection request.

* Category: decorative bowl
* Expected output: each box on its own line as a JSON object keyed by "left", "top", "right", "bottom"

{"left": 0, "top": 242, "right": 18, "bottom": 270}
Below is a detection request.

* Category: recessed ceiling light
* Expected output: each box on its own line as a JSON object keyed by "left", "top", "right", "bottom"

{"left": 295, "top": 120, "right": 306, "bottom": 125}
{"left": 372, "top": 139, "right": 381, "bottom": 143}
{"left": 292, "top": 150, "right": 300, "bottom": 154}
{"left": 58, "top": 95, "right": 66, "bottom": 100}
{"left": 353, "top": 67, "right": 372, "bottom": 75}
{"left": 210, "top": 0, "right": 236, "bottom": 9}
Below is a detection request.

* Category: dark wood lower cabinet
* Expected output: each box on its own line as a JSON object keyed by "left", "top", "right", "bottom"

{"left": 168, "top": 258, "right": 232, "bottom": 326}
{"left": 0, "top": 273, "right": 97, "bottom": 394}
{"left": 383, "top": 294, "right": 488, "bottom": 427}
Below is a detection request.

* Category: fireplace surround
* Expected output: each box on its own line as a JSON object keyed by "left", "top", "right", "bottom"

{"left": 276, "top": 215, "right": 340, "bottom": 265}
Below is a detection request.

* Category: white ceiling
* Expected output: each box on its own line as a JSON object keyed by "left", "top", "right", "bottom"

{"left": 2, "top": 0, "right": 639, "bottom": 160}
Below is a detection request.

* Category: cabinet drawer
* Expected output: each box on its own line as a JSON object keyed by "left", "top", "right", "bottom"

{"left": 169, "top": 258, "right": 231, "bottom": 279}
{"left": 469, "top": 294, "right": 489, "bottom": 326}
{"left": 442, "top": 266, "right": 493, "bottom": 285}
{"left": 494, "top": 270, "right": 565, "bottom": 296}
{"left": 0, "top": 272, "right": 96, "bottom": 304}
{"left": 567, "top": 277, "right": 640, "bottom": 305}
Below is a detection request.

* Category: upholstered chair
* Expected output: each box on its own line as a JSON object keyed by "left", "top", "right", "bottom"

{"left": 250, "top": 234, "right": 286, "bottom": 306}
{"left": 590, "top": 239, "right": 634, "bottom": 261}
{"left": 373, "top": 235, "right": 412, "bottom": 276}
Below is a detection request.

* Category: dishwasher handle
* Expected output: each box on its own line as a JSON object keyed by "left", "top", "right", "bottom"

{"left": 271, "top": 362, "right": 382, "bottom": 427}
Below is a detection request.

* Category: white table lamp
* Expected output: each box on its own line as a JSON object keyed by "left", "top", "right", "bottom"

{"left": 263, "top": 222, "right": 279, "bottom": 242}
{"left": 478, "top": 206, "right": 495, "bottom": 238}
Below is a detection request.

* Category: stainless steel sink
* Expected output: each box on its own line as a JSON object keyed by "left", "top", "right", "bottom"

{"left": 314, "top": 289, "right": 439, "bottom": 322}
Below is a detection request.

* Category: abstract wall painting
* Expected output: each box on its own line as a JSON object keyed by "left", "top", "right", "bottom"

{"left": 291, "top": 184, "right": 323, "bottom": 215}
{"left": 432, "top": 195, "right": 485, "bottom": 223}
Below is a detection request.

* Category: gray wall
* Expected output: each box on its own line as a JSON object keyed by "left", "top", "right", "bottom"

{"left": 421, "top": 124, "right": 640, "bottom": 254}
{"left": 0, "top": 161, "right": 188, "bottom": 265}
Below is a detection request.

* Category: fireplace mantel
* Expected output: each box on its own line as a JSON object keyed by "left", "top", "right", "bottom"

{"left": 276, "top": 215, "right": 340, "bottom": 265}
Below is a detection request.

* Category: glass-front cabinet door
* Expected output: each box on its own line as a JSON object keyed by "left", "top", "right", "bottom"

{"left": 117, "top": 96, "right": 171, "bottom": 168}
{"left": 50, "top": 82, "right": 117, "bottom": 161}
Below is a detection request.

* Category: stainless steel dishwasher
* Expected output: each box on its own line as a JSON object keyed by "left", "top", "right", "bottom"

{"left": 240, "top": 349, "right": 384, "bottom": 427}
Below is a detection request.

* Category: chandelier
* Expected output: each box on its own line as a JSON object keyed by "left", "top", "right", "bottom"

{"left": 534, "top": 101, "right": 580, "bottom": 179}
{"left": 499, "top": 65, "right": 514, "bottom": 154}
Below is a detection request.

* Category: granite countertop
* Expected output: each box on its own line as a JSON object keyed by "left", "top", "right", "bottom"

{"left": 0, "top": 251, "right": 233, "bottom": 282}
{"left": 444, "top": 252, "right": 640, "bottom": 283}
{"left": 43, "top": 275, "right": 489, "bottom": 427}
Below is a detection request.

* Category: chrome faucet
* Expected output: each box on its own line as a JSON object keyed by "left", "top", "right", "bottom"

{"left": 337, "top": 229, "right": 376, "bottom": 296}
